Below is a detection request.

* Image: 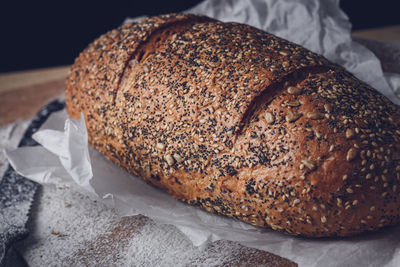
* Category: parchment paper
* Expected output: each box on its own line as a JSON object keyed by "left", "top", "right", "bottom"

{"left": 6, "top": 0, "right": 400, "bottom": 266}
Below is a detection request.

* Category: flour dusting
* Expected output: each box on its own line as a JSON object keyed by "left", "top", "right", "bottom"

{"left": 116, "top": 221, "right": 240, "bottom": 267}
{"left": 12, "top": 184, "right": 289, "bottom": 266}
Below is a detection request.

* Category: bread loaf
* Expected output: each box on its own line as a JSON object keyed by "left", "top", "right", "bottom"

{"left": 66, "top": 13, "right": 400, "bottom": 237}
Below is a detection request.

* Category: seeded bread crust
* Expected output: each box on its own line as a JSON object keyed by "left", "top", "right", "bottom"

{"left": 66, "top": 13, "right": 400, "bottom": 237}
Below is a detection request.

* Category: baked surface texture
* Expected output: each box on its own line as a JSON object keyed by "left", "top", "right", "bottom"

{"left": 66, "top": 13, "right": 400, "bottom": 237}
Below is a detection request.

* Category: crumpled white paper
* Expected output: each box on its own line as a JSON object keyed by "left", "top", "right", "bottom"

{"left": 6, "top": 0, "right": 400, "bottom": 266}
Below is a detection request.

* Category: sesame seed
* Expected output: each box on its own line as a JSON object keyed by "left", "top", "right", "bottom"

{"left": 346, "top": 187, "right": 354, "bottom": 194}
{"left": 321, "top": 216, "right": 327, "bottom": 223}
{"left": 156, "top": 143, "right": 166, "bottom": 151}
{"left": 306, "top": 111, "right": 324, "bottom": 120}
{"left": 165, "top": 154, "right": 174, "bottom": 166}
{"left": 279, "top": 50, "right": 289, "bottom": 56}
{"left": 346, "top": 148, "right": 358, "bottom": 161}
{"left": 346, "top": 129, "right": 355, "bottom": 139}
{"left": 370, "top": 206, "right": 376, "bottom": 212}
{"left": 286, "top": 112, "right": 302, "bottom": 122}
{"left": 173, "top": 153, "right": 184, "bottom": 163}
{"left": 301, "top": 159, "right": 316, "bottom": 171}
{"left": 324, "top": 103, "right": 332, "bottom": 113}
{"left": 129, "top": 58, "right": 139, "bottom": 66}
{"left": 287, "top": 86, "right": 302, "bottom": 95}
{"left": 285, "top": 100, "right": 301, "bottom": 107}
{"left": 370, "top": 164, "right": 375, "bottom": 170}
{"left": 265, "top": 112, "right": 275, "bottom": 124}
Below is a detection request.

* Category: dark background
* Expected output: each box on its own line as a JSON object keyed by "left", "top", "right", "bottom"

{"left": 1, "top": 0, "right": 399, "bottom": 73}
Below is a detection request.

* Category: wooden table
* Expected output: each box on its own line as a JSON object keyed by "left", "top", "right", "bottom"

{"left": 1, "top": 25, "right": 399, "bottom": 266}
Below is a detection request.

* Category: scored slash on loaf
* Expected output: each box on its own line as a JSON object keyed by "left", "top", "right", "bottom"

{"left": 66, "top": 13, "right": 400, "bottom": 237}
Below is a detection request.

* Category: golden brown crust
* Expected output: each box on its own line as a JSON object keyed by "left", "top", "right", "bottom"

{"left": 66, "top": 13, "right": 400, "bottom": 237}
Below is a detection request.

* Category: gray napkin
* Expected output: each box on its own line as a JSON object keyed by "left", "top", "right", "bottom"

{"left": 0, "top": 100, "right": 65, "bottom": 266}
